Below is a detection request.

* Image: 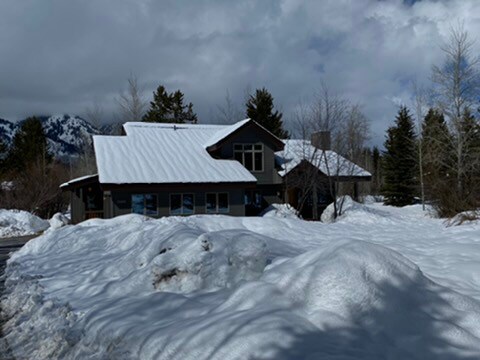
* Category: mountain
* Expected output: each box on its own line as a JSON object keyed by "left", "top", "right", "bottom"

{"left": 0, "top": 118, "right": 17, "bottom": 144}
{"left": 0, "top": 114, "right": 102, "bottom": 161}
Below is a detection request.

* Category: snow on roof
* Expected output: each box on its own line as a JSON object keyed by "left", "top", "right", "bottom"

{"left": 94, "top": 122, "right": 257, "bottom": 184}
{"left": 60, "top": 174, "right": 98, "bottom": 188}
{"left": 203, "top": 118, "right": 251, "bottom": 148}
{"left": 276, "top": 139, "right": 371, "bottom": 178}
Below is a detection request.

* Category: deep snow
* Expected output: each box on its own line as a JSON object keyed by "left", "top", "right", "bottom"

{"left": 0, "top": 209, "right": 50, "bottom": 237}
{"left": 2, "top": 203, "right": 480, "bottom": 359}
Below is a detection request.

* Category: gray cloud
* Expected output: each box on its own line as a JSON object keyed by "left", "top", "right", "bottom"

{"left": 1, "top": 0, "right": 480, "bottom": 146}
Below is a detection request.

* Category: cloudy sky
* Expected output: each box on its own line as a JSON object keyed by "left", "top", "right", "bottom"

{"left": 1, "top": 0, "right": 480, "bottom": 146}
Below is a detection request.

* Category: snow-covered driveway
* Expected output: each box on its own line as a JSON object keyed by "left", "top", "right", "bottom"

{"left": 2, "top": 202, "right": 480, "bottom": 359}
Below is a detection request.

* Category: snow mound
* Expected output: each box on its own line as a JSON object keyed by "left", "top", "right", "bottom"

{"left": 46, "top": 213, "right": 70, "bottom": 233}
{"left": 260, "top": 203, "right": 299, "bottom": 219}
{"left": 0, "top": 209, "right": 50, "bottom": 237}
{"left": 259, "top": 240, "right": 480, "bottom": 358}
{"left": 2, "top": 214, "right": 480, "bottom": 359}
{"left": 321, "top": 196, "right": 392, "bottom": 224}
{"left": 151, "top": 229, "right": 267, "bottom": 293}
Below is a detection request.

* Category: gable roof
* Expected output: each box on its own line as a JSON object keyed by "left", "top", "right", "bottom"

{"left": 204, "top": 119, "right": 284, "bottom": 152}
{"left": 276, "top": 139, "right": 371, "bottom": 178}
{"left": 94, "top": 121, "right": 257, "bottom": 185}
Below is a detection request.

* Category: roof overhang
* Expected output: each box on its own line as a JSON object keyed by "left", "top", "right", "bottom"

{"left": 206, "top": 119, "right": 285, "bottom": 153}
{"left": 60, "top": 174, "right": 99, "bottom": 191}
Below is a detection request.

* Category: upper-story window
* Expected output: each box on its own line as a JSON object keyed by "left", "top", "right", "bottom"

{"left": 233, "top": 143, "right": 264, "bottom": 172}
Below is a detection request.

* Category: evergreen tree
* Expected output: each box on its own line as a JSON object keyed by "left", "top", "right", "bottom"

{"left": 8, "top": 116, "right": 52, "bottom": 172}
{"left": 246, "top": 88, "right": 289, "bottom": 138}
{"left": 421, "top": 108, "right": 452, "bottom": 201}
{"left": 0, "top": 137, "right": 7, "bottom": 175}
{"left": 458, "top": 108, "right": 480, "bottom": 201}
{"left": 381, "top": 106, "right": 418, "bottom": 206}
{"left": 371, "top": 146, "right": 382, "bottom": 195}
{"left": 142, "top": 85, "right": 197, "bottom": 123}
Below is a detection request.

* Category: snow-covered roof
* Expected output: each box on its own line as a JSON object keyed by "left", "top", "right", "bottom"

{"left": 276, "top": 139, "right": 371, "bottom": 178}
{"left": 94, "top": 122, "right": 257, "bottom": 184}
{"left": 60, "top": 174, "right": 98, "bottom": 188}
{"left": 204, "top": 119, "right": 251, "bottom": 148}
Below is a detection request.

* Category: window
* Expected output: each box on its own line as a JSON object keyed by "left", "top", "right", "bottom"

{"left": 206, "top": 193, "right": 229, "bottom": 213}
{"left": 132, "top": 194, "right": 158, "bottom": 215}
{"left": 170, "top": 193, "right": 194, "bottom": 215}
{"left": 233, "top": 143, "right": 264, "bottom": 172}
{"left": 244, "top": 190, "right": 262, "bottom": 208}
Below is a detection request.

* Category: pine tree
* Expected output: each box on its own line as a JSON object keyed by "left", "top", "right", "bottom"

{"left": 371, "top": 146, "right": 382, "bottom": 195}
{"left": 421, "top": 108, "right": 452, "bottom": 201}
{"left": 458, "top": 108, "right": 480, "bottom": 202}
{"left": 246, "top": 88, "right": 289, "bottom": 138}
{"left": 142, "top": 85, "right": 197, "bottom": 123}
{"left": 8, "top": 116, "right": 52, "bottom": 172}
{"left": 0, "top": 137, "right": 7, "bottom": 175}
{"left": 381, "top": 106, "right": 418, "bottom": 206}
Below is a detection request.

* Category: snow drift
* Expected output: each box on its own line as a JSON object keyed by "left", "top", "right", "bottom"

{"left": 3, "top": 211, "right": 480, "bottom": 359}
{"left": 260, "top": 203, "right": 299, "bottom": 219}
{"left": 0, "top": 209, "right": 50, "bottom": 237}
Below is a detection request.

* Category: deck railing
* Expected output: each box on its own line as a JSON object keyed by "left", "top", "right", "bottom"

{"left": 85, "top": 211, "right": 104, "bottom": 220}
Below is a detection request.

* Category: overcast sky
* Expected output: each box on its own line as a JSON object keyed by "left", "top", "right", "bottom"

{"left": 1, "top": 0, "right": 480, "bottom": 146}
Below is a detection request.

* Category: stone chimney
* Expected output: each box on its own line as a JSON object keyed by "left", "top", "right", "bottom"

{"left": 311, "top": 131, "right": 331, "bottom": 150}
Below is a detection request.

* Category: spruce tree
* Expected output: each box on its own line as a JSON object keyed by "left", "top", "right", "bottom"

{"left": 246, "top": 88, "right": 289, "bottom": 138}
{"left": 142, "top": 85, "right": 197, "bottom": 123}
{"left": 458, "top": 108, "right": 480, "bottom": 202}
{"left": 382, "top": 106, "right": 418, "bottom": 206}
{"left": 421, "top": 108, "right": 452, "bottom": 201}
{"left": 372, "top": 146, "right": 381, "bottom": 195}
{"left": 8, "top": 116, "right": 52, "bottom": 172}
{"left": 0, "top": 137, "right": 7, "bottom": 175}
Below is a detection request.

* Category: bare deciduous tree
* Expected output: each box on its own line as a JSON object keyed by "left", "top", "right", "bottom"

{"left": 432, "top": 23, "right": 480, "bottom": 198}
{"left": 84, "top": 99, "right": 104, "bottom": 130}
{"left": 286, "top": 85, "right": 371, "bottom": 220}
{"left": 215, "top": 90, "right": 243, "bottom": 124}
{"left": 116, "top": 74, "right": 147, "bottom": 122}
{"left": 431, "top": 23, "right": 480, "bottom": 215}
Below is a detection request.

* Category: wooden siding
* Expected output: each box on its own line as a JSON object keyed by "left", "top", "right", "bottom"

{"left": 215, "top": 122, "right": 283, "bottom": 186}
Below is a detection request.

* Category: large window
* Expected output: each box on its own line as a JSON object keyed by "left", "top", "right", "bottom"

{"left": 233, "top": 144, "right": 264, "bottom": 172}
{"left": 132, "top": 194, "right": 158, "bottom": 215}
{"left": 170, "top": 193, "right": 194, "bottom": 215}
{"left": 244, "top": 190, "right": 263, "bottom": 208}
{"left": 206, "top": 193, "right": 229, "bottom": 214}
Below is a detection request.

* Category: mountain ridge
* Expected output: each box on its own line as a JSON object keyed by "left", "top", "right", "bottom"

{"left": 0, "top": 114, "right": 122, "bottom": 161}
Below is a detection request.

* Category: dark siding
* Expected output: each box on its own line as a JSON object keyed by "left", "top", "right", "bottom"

{"left": 216, "top": 123, "right": 283, "bottom": 185}
{"left": 71, "top": 189, "right": 84, "bottom": 224}
{"left": 111, "top": 187, "right": 245, "bottom": 218}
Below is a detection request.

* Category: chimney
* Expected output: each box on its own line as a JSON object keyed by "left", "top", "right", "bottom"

{"left": 311, "top": 131, "right": 331, "bottom": 150}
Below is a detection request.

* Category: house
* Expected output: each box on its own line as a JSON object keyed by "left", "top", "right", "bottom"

{"left": 61, "top": 119, "right": 371, "bottom": 223}
{"left": 277, "top": 133, "right": 372, "bottom": 219}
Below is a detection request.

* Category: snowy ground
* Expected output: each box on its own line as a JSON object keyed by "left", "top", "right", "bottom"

{"left": 2, "top": 202, "right": 480, "bottom": 359}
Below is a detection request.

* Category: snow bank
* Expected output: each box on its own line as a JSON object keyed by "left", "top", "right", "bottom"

{"left": 45, "top": 213, "right": 70, "bottom": 233}
{"left": 321, "top": 196, "right": 392, "bottom": 224}
{"left": 3, "top": 213, "right": 480, "bottom": 359}
{"left": 260, "top": 203, "right": 299, "bottom": 219}
{"left": 0, "top": 209, "right": 50, "bottom": 237}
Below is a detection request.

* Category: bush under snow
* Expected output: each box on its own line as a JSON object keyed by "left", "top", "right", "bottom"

{"left": 260, "top": 203, "right": 299, "bottom": 219}
{"left": 45, "top": 213, "right": 70, "bottom": 233}
{"left": 0, "top": 209, "right": 50, "bottom": 237}
{"left": 3, "top": 210, "right": 480, "bottom": 359}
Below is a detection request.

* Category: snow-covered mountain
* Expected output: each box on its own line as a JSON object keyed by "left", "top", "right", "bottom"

{"left": 0, "top": 114, "right": 102, "bottom": 161}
